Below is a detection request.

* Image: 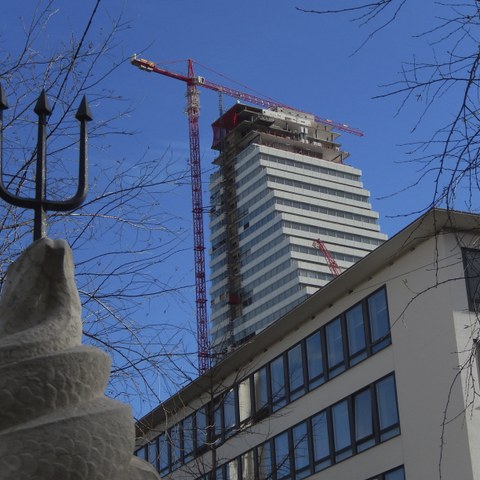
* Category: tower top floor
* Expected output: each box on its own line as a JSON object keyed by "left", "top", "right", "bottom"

{"left": 211, "top": 103, "right": 349, "bottom": 164}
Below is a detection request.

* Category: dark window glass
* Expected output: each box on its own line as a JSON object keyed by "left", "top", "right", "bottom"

{"left": 274, "top": 431, "right": 291, "bottom": 479}
{"left": 225, "top": 459, "right": 239, "bottom": 480}
{"left": 241, "top": 450, "right": 255, "bottom": 480}
{"left": 147, "top": 438, "right": 158, "bottom": 469}
{"left": 238, "top": 377, "right": 252, "bottom": 423}
{"left": 292, "top": 421, "right": 310, "bottom": 479}
{"left": 214, "top": 465, "right": 224, "bottom": 480}
{"left": 287, "top": 343, "right": 305, "bottom": 401}
{"left": 376, "top": 375, "right": 400, "bottom": 441}
{"left": 346, "top": 304, "right": 367, "bottom": 365}
{"left": 326, "top": 318, "right": 346, "bottom": 377}
{"left": 270, "top": 356, "right": 287, "bottom": 411}
{"left": 332, "top": 399, "right": 352, "bottom": 461}
{"left": 214, "top": 397, "right": 223, "bottom": 439}
{"left": 224, "top": 388, "right": 237, "bottom": 437}
{"left": 183, "top": 414, "right": 194, "bottom": 462}
{"left": 196, "top": 406, "right": 208, "bottom": 451}
{"left": 305, "top": 331, "right": 324, "bottom": 388}
{"left": 463, "top": 248, "right": 480, "bottom": 311}
{"left": 170, "top": 424, "right": 181, "bottom": 467}
{"left": 135, "top": 446, "right": 146, "bottom": 460}
{"left": 368, "top": 289, "right": 390, "bottom": 352}
{"left": 354, "top": 388, "right": 374, "bottom": 451}
{"left": 158, "top": 433, "right": 169, "bottom": 475}
{"left": 257, "top": 441, "right": 272, "bottom": 480}
{"left": 385, "top": 466, "right": 405, "bottom": 480}
{"left": 254, "top": 366, "right": 269, "bottom": 414}
{"left": 312, "top": 411, "right": 331, "bottom": 471}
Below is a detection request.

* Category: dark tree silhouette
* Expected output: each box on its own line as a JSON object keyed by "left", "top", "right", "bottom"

{"left": 0, "top": 0, "right": 197, "bottom": 414}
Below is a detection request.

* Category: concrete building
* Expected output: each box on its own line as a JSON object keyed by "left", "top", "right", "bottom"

{"left": 208, "top": 104, "right": 387, "bottom": 353}
{"left": 135, "top": 208, "right": 480, "bottom": 480}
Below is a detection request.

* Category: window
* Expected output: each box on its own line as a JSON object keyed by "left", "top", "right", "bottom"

{"left": 332, "top": 399, "right": 352, "bottom": 461}
{"left": 376, "top": 375, "right": 400, "bottom": 441}
{"left": 326, "top": 318, "right": 346, "bottom": 377}
{"left": 196, "top": 406, "right": 208, "bottom": 453}
{"left": 224, "top": 388, "right": 237, "bottom": 438}
{"left": 354, "top": 388, "right": 374, "bottom": 451}
{"left": 346, "top": 303, "right": 367, "bottom": 365}
{"left": 287, "top": 343, "right": 306, "bottom": 401}
{"left": 367, "top": 465, "right": 405, "bottom": 480}
{"left": 270, "top": 355, "right": 287, "bottom": 411}
{"left": 147, "top": 438, "right": 158, "bottom": 469}
{"left": 368, "top": 289, "right": 390, "bottom": 352}
{"left": 241, "top": 450, "right": 255, "bottom": 480}
{"left": 225, "top": 459, "right": 239, "bottom": 480}
{"left": 292, "top": 421, "right": 311, "bottom": 479}
{"left": 384, "top": 466, "right": 405, "bottom": 480}
{"left": 238, "top": 377, "right": 252, "bottom": 423}
{"left": 306, "top": 331, "right": 325, "bottom": 388}
{"left": 158, "top": 433, "right": 169, "bottom": 476}
{"left": 274, "top": 431, "right": 291, "bottom": 479}
{"left": 257, "top": 441, "right": 272, "bottom": 480}
{"left": 312, "top": 411, "right": 331, "bottom": 471}
{"left": 253, "top": 366, "right": 269, "bottom": 416}
{"left": 183, "top": 414, "right": 194, "bottom": 462}
{"left": 135, "top": 445, "right": 146, "bottom": 460}
{"left": 463, "top": 248, "right": 480, "bottom": 311}
{"left": 169, "top": 424, "right": 181, "bottom": 468}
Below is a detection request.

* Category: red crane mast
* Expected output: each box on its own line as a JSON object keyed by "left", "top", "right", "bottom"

{"left": 313, "top": 239, "right": 342, "bottom": 278}
{"left": 131, "top": 55, "right": 361, "bottom": 373}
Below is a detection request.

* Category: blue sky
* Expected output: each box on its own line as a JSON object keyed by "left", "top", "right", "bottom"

{"left": 3, "top": 0, "right": 454, "bottom": 414}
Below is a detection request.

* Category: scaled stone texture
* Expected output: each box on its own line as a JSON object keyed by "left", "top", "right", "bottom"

{"left": 0, "top": 238, "right": 160, "bottom": 480}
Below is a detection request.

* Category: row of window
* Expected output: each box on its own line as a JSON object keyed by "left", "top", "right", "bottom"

{"left": 210, "top": 185, "right": 274, "bottom": 237}
{"left": 211, "top": 258, "right": 292, "bottom": 319}
{"left": 291, "top": 243, "right": 362, "bottom": 265}
{"left": 368, "top": 466, "right": 405, "bottom": 480}
{"left": 198, "top": 374, "right": 400, "bottom": 480}
{"left": 275, "top": 196, "right": 378, "bottom": 226}
{"left": 231, "top": 295, "right": 306, "bottom": 344}
{"left": 268, "top": 174, "right": 369, "bottom": 204}
{"left": 261, "top": 152, "right": 361, "bottom": 183}
{"left": 138, "top": 287, "right": 391, "bottom": 475}
{"left": 284, "top": 220, "right": 384, "bottom": 247}
{"left": 211, "top": 276, "right": 301, "bottom": 339}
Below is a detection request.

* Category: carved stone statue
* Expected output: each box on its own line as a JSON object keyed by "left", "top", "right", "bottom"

{"left": 0, "top": 238, "right": 160, "bottom": 479}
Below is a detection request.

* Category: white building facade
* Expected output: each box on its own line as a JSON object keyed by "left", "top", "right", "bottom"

{"left": 209, "top": 104, "right": 387, "bottom": 353}
{"left": 135, "top": 209, "right": 480, "bottom": 480}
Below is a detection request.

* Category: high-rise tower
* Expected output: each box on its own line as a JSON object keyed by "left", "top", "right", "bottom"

{"left": 209, "top": 104, "right": 386, "bottom": 354}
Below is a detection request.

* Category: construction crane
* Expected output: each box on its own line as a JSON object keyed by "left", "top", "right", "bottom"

{"left": 313, "top": 239, "right": 342, "bottom": 278}
{"left": 131, "top": 55, "right": 361, "bottom": 373}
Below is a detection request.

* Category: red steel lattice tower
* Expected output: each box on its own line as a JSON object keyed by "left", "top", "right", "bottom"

{"left": 185, "top": 60, "right": 209, "bottom": 373}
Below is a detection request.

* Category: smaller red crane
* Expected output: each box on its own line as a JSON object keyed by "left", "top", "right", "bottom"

{"left": 313, "top": 239, "right": 342, "bottom": 278}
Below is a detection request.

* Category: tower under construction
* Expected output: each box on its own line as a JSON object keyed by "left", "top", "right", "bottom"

{"left": 209, "top": 103, "right": 387, "bottom": 355}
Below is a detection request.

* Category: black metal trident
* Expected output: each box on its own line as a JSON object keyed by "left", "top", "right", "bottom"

{"left": 0, "top": 84, "right": 92, "bottom": 241}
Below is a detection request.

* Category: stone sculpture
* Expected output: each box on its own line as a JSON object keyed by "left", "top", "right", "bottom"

{"left": 0, "top": 238, "right": 160, "bottom": 480}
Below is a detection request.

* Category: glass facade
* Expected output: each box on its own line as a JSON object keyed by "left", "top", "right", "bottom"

{"left": 202, "top": 373, "right": 400, "bottom": 479}
{"left": 209, "top": 133, "right": 387, "bottom": 351}
{"left": 136, "top": 287, "right": 392, "bottom": 477}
